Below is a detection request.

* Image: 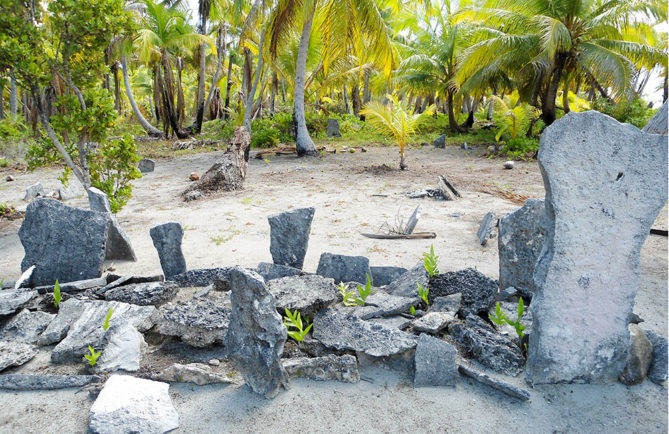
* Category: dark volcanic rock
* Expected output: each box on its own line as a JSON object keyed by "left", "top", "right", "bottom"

{"left": 429, "top": 268, "right": 497, "bottom": 316}
{"left": 150, "top": 222, "right": 187, "bottom": 278}
{"left": 0, "top": 290, "right": 37, "bottom": 316}
{"left": 87, "top": 187, "right": 136, "bottom": 262}
{"left": 476, "top": 211, "right": 496, "bottom": 246}
{"left": 256, "top": 262, "right": 302, "bottom": 282}
{"left": 620, "top": 325, "right": 653, "bottom": 385}
{"left": 0, "top": 341, "right": 37, "bottom": 371}
{"left": 458, "top": 364, "right": 530, "bottom": 401}
{"left": 645, "top": 330, "right": 668, "bottom": 385}
{"left": 371, "top": 266, "right": 408, "bottom": 287}
{"left": 0, "top": 309, "right": 54, "bottom": 343}
{"left": 268, "top": 207, "right": 315, "bottom": 269}
{"left": 283, "top": 355, "right": 359, "bottom": 383}
{"left": 414, "top": 334, "right": 457, "bottom": 387}
{"left": 157, "top": 295, "right": 231, "bottom": 347}
{"left": 169, "top": 267, "right": 233, "bottom": 290}
{"left": 0, "top": 374, "right": 100, "bottom": 390}
{"left": 385, "top": 263, "right": 429, "bottom": 298}
{"left": 105, "top": 281, "right": 179, "bottom": 306}
{"left": 316, "top": 253, "right": 371, "bottom": 285}
{"left": 267, "top": 274, "right": 338, "bottom": 316}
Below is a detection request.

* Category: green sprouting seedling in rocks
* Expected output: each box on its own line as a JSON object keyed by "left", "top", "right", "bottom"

{"left": 409, "top": 306, "right": 416, "bottom": 316}
{"left": 417, "top": 282, "right": 429, "bottom": 306}
{"left": 53, "top": 280, "right": 62, "bottom": 308}
{"left": 283, "top": 308, "right": 313, "bottom": 342}
{"left": 84, "top": 345, "right": 102, "bottom": 367}
{"left": 103, "top": 307, "right": 113, "bottom": 331}
{"left": 337, "top": 282, "right": 357, "bottom": 307}
{"left": 353, "top": 274, "right": 375, "bottom": 306}
{"left": 423, "top": 245, "right": 439, "bottom": 277}
{"left": 489, "top": 297, "right": 526, "bottom": 340}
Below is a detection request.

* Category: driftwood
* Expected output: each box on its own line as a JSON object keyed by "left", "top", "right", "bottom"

{"left": 439, "top": 175, "right": 461, "bottom": 198}
{"left": 361, "top": 232, "right": 437, "bottom": 240}
{"left": 650, "top": 228, "right": 668, "bottom": 237}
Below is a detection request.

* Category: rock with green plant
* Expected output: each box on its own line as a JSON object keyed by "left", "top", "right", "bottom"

{"left": 385, "top": 263, "right": 429, "bottom": 299}
{"left": 283, "top": 308, "right": 313, "bottom": 342}
{"left": 268, "top": 274, "right": 338, "bottom": 316}
{"left": 428, "top": 268, "right": 497, "bottom": 317}
{"left": 316, "top": 253, "right": 372, "bottom": 286}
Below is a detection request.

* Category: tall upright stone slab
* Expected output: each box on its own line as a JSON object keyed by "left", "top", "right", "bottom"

{"left": 268, "top": 207, "right": 315, "bottom": 269}
{"left": 88, "top": 187, "right": 136, "bottom": 261}
{"left": 526, "top": 111, "right": 668, "bottom": 384}
{"left": 19, "top": 199, "right": 110, "bottom": 286}
{"left": 150, "top": 222, "right": 186, "bottom": 278}
{"left": 225, "top": 267, "right": 288, "bottom": 398}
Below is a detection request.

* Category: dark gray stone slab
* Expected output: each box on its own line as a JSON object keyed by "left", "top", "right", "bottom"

{"left": 431, "top": 293, "right": 461, "bottom": 313}
{"left": 620, "top": 324, "right": 653, "bottom": 385}
{"left": 433, "top": 134, "right": 446, "bottom": 148}
{"left": 0, "top": 374, "right": 100, "bottom": 390}
{"left": 370, "top": 266, "right": 408, "bottom": 287}
{"left": 385, "top": 263, "right": 429, "bottom": 298}
{"left": 477, "top": 211, "right": 496, "bottom": 246}
{"left": 326, "top": 118, "right": 341, "bottom": 137}
{"left": 458, "top": 364, "right": 530, "bottom": 401}
{"left": 645, "top": 330, "right": 668, "bottom": 385}
{"left": 411, "top": 311, "right": 455, "bottom": 334}
{"left": 169, "top": 267, "right": 233, "bottom": 290}
{"left": 0, "top": 309, "right": 54, "bottom": 343}
{"left": 429, "top": 268, "right": 497, "bottom": 317}
{"left": 351, "top": 290, "right": 417, "bottom": 320}
{"left": 34, "top": 277, "right": 108, "bottom": 294}
{"left": 157, "top": 295, "right": 231, "bottom": 347}
{"left": 283, "top": 355, "right": 360, "bottom": 383}
{"left": 414, "top": 334, "right": 457, "bottom": 387}
{"left": 267, "top": 274, "right": 338, "bottom": 316}
{"left": 138, "top": 158, "right": 155, "bottom": 173}
{"left": 105, "top": 281, "right": 178, "bottom": 306}
{"left": 366, "top": 316, "right": 411, "bottom": 330}
{"left": 87, "top": 187, "right": 136, "bottom": 262}
{"left": 150, "top": 222, "right": 186, "bottom": 278}
{"left": 0, "top": 290, "right": 37, "bottom": 316}
{"left": 19, "top": 199, "right": 110, "bottom": 286}
{"left": 268, "top": 207, "right": 315, "bottom": 270}
{"left": 257, "top": 262, "right": 303, "bottom": 282}
{"left": 316, "top": 253, "right": 371, "bottom": 285}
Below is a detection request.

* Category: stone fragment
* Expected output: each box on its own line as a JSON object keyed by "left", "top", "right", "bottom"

{"left": 404, "top": 205, "right": 421, "bottom": 234}
{"left": 169, "top": 267, "right": 232, "bottom": 290}
{"left": 366, "top": 316, "right": 411, "bottom": 330}
{"left": 0, "top": 309, "right": 54, "bottom": 343}
{"left": 351, "top": 290, "right": 417, "bottom": 320}
{"left": 429, "top": 268, "right": 497, "bottom": 317}
{"left": 385, "top": 262, "right": 429, "bottom": 298}
{"left": 157, "top": 295, "right": 230, "bottom": 347}
{"left": 137, "top": 158, "right": 155, "bottom": 173}
{"left": 5, "top": 175, "right": 14, "bottom": 182}
{"left": 449, "top": 315, "right": 525, "bottom": 376}
{"left": 189, "top": 172, "right": 200, "bottom": 181}
{"left": 105, "top": 281, "right": 178, "bottom": 306}
{"left": 155, "top": 363, "right": 240, "bottom": 385}
{"left": 526, "top": 111, "right": 668, "bottom": 384}
{"left": 97, "top": 322, "right": 147, "bottom": 373}
{"left": 503, "top": 161, "right": 515, "bottom": 170}
{"left": 489, "top": 300, "right": 533, "bottom": 337}
{"left": 34, "top": 277, "right": 108, "bottom": 295}
{"left": 316, "top": 253, "right": 371, "bottom": 284}
{"left": 283, "top": 355, "right": 360, "bottom": 383}
{"left": 0, "top": 290, "right": 37, "bottom": 316}
{"left": 458, "top": 364, "right": 530, "bottom": 401}
{"left": 24, "top": 182, "right": 44, "bottom": 201}
{"left": 87, "top": 187, "right": 136, "bottom": 261}
{"left": 498, "top": 199, "right": 547, "bottom": 300}
{"left": 433, "top": 134, "right": 446, "bottom": 148}
{"left": 19, "top": 199, "right": 110, "bottom": 286}
{"left": 89, "top": 375, "right": 179, "bottom": 434}
{"left": 370, "top": 266, "right": 408, "bottom": 287}
{"left": 225, "top": 267, "right": 288, "bottom": 398}
{"left": 267, "top": 274, "right": 338, "bottom": 316}
{"left": 150, "top": 222, "right": 186, "bottom": 278}
{"left": 58, "top": 182, "right": 84, "bottom": 200}
{"left": 97, "top": 274, "right": 164, "bottom": 295}
{"left": 414, "top": 334, "right": 457, "bottom": 387}
{"left": 312, "top": 309, "right": 418, "bottom": 357}
{"left": 411, "top": 311, "right": 455, "bottom": 334}
{"left": 477, "top": 211, "right": 496, "bottom": 246}
{"left": 326, "top": 118, "right": 341, "bottom": 137}
{"left": 645, "top": 331, "right": 668, "bottom": 385}
{"left": 642, "top": 100, "right": 667, "bottom": 135}
{"left": 14, "top": 265, "right": 35, "bottom": 289}
{"left": 268, "top": 207, "right": 315, "bottom": 269}
{"left": 0, "top": 341, "right": 37, "bottom": 371}
{"left": 496, "top": 287, "right": 518, "bottom": 302}
{"left": 431, "top": 293, "right": 462, "bottom": 313}
{"left": 0, "top": 374, "right": 100, "bottom": 390}
{"left": 619, "top": 325, "right": 652, "bottom": 386}
{"left": 256, "top": 262, "right": 302, "bottom": 282}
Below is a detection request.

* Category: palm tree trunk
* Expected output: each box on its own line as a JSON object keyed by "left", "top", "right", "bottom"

{"left": 194, "top": 42, "right": 206, "bottom": 133}
{"left": 663, "top": 73, "right": 668, "bottom": 103}
{"left": 541, "top": 52, "right": 567, "bottom": 126}
{"left": 204, "top": 22, "right": 225, "bottom": 120}
{"left": 447, "top": 90, "right": 458, "bottom": 133}
{"left": 0, "top": 81, "right": 4, "bottom": 119}
{"left": 562, "top": 82, "right": 570, "bottom": 113}
{"left": 294, "top": 8, "right": 317, "bottom": 156}
{"left": 121, "top": 54, "right": 163, "bottom": 137}
{"left": 343, "top": 84, "right": 350, "bottom": 114}
{"left": 351, "top": 83, "right": 361, "bottom": 117}
{"left": 223, "top": 52, "right": 234, "bottom": 120}
{"left": 270, "top": 72, "right": 277, "bottom": 116}
{"left": 111, "top": 63, "right": 122, "bottom": 114}
{"left": 176, "top": 58, "right": 185, "bottom": 128}
{"left": 244, "top": 25, "right": 267, "bottom": 131}
{"left": 9, "top": 72, "right": 17, "bottom": 117}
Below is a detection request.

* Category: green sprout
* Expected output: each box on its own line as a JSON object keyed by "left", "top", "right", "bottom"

{"left": 84, "top": 345, "right": 102, "bottom": 367}
{"left": 283, "top": 308, "right": 313, "bottom": 342}
{"left": 410, "top": 306, "right": 416, "bottom": 316}
{"left": 417, "top": 282, "right": 429, "bottom": 306}
{"left": 338, "top": 282, "right": 357, "bottom": 307}
{"left": 423, "top": 245, "right": 439, "bottom": 277}
{"left": 353, "top": 274, "right": 375, "bottom": 306}
{"left": 103, "top": 307, "right": 113, "bottom": 331}
{"left": 53, "top": 280, "right": 62, "bottom": 308}
{"left": 489, "top": 297, "right": 526, "bottom": 340}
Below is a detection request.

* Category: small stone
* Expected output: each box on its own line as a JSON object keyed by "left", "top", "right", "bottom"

{"left": 105, "top": 281, "right": 178, "bottom": 306}
{"left": 431, "top": 294, "right": 462, "bottom": 313}
{"left": 645, "top": 331, "right": 668, "bottom": 385}
{"left": 256, "top": 262, "right": 302, "bottom": 282}
{"left": 316, "top": 253, "right": 371, "bottom": 285}
{"left": 370, "top": 266, "right": 408, "bottom": 287}
{"left": 268, "top": 207, "right": 315, "bottom": 269}
{"left": 433, "top": 135, "right": 446, "bottom": 148}
{"left": 385, "top": 262, "right": 429, "bottom": 298}
{"left": 458, "top": 364, "right": 530, "bottom": 401}
{"left": 414, "top": 334, "right": 457, "bottom": 387}
{"left": 0, "top": 290, "right": 37, "bottom": 317}
{"left": 58, "top": 183, "right": 84, "bottom": 201}
{"left": 189, "top": 172, "right": 200, "bottom": 181}
{"left": 208, "top": 359, "right": 220, "bottom": 366}
{"left": 268, "top": 274, "right": 338, "bottom": 316}
{"left": 496, "top": 287, "right": 518, "bottom": 302}
{"left": 411, "top": 311, "right": 455, "bottom": 334}
{"left": 429, "top": 268, "right": 497, "bottom": 317}
{"left": 150, "top": 222, "right": 186, "bottom": 278}
{"left": 5, "top": 175, "right": 14, "bottom": 182}
{"left": 477, "top": 211, "right": 496, "bottom": 246}
{"left": 24, "top": 182, "right": 44, "bottom": 201}
{"left": 157, "top": 295, "right": 230, "bottom": 347}
{"left": 0, "top": 341, "right": 38, "bottom": 371}
{"left": 283, "top": 354, "right": 360, "bottom": 383}
{"left": 619, "top": 324, "right": 653, "bottom": 385}
{"left": 0, "top": 309, "right": 54, "bottom": 343}
{"left": 503, "top": 161, "right": 515, "bottom": 169}
{"left": 137, "top": 158, "right": 155, "bottom": 173}
{"left": 404, "top": 205, "right": 421, "bottom": 235}
{"left": 461, "top": 142, "right": 470, "bottom": 150}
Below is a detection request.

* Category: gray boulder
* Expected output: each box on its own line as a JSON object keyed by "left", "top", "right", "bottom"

{"left": 150, "top": 222, "right": 187, "bottom": 278}
{"left": 0, "top": 290, "right": 37, "bottom": 316}
{"left": 19, "top": 199, "right": 110, "bottom": 286}
{"left": 429, "top": 268, "right": 497, "bottom": 317}
{"left": 526, "top": 111, "right": 668, "bottom": 384}
{"left": 24, "top": 182, "right": 44, "bottom": 201}
{"left": 642, "top": 101, "right": 667, "bottom": 135}
{"left": 411, "top": 311, "right": 455, "bottom": 334}
{"left": 316, "top": 253, "right": 371, "bottom": 284}
{"left": 156, "top": 295, "right": 231, "bottom": 347}
{"left": 477, "top": 211, "right": 496, "bottom": 246}
{"left": 268, "top": 207, "right": 315, "bottom": 270}
{"left": 283, "top": 355, "right": 360, "bottom": 383}
{"left": 0, "top": 309, "right": 54, "bottom": 343}
{"left": 414, "top": 334, "right": 457, "bottom": 387}
{"left": 169, "top": 267, "right": 232, "bottom": 290}
{"left": 256, "top": 262, "right": 303, "bottom": 282}
{"left": 385, "top": 262, "right": 429, "bottom": 298}
{"left": 137, "top": 158, "right": 155, "bottom": 173}
{"left": 267, "top": 274, "right": 338, "bottom": 316}
{"left": 371, "top": 266, "right": 408, "bottom": 287}
{"left": 326, "top": 118, "right": 341, "bottom": 137}
{"left": 87, "top": 187, "right": 136, "bottom": 261}
{"left": 620, "top": 324, "right": 653, "bottom": 385}
{"left": 58, "top": 182, "right": 84, "bottom": 200}
{"left": 433, "top": 135, "right": 446, "bottom": 148}
{"left": 0, "top": 341, "right": 37, "bottom": 371}
{"left": 105, "top": 281, "right": 178, "bottom": 306}
{"left": 645, "top": 331, "right": 668, "bottom": 385}
{"left": 498, "top": 199, "right": 547, "bottom": 299}
{"left": 225, "top": 267, "right": 288, "bottom": 398}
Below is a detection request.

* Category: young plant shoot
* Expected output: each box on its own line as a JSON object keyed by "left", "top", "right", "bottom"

{"left": 283, "top": 308, "right": 313, "bottom": 342}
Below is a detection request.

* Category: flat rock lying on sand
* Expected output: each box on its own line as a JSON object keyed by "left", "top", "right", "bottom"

{"left": 414, "top": 334, "right": 457, "bottom": 387}
{"left": 283, "top": 355, "right": 360, "bottom": 383}
{"left": 316, "top": 253, "right": 371, "bottom": 285}
{"left": 458, "top": 364, "right": 530, "bottom": 401}
{"left": 0, "top": 290, "right": 38, "bottom": 316}
{"left": 429, "top": 268, "right": 497, "bottom": 317}
{"left": 351, "top": 290, "right": 418, "bottom": 320}
{"left": 256, "top": 262, "right": 302, "bottom": 282}
{"left": 105, "top": 281, "right": 179, "bottom": 306}
{"left": 0, "top": 374, "right": 100, "bottom": 390}
{"left": 0, "top": 341, "right": 38, "bottom": 371}
{"left": 152, "top": 362, "right": 241, "bottom": 386}
{"left": 0, "top": 309, "right": 54, "bottom": 343}
{"left": 89, "top": 375, "right": 179, "bottom": 434}
{"left": 157, "top": 295, "right": 231, "bottom": 347}
{"left": 267, "top": 274, "right": 338, "bottom": 316}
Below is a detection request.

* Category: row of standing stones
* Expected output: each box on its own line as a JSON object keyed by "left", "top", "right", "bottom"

{"left": 0, "top": 109, "right": 667, "bottom": 433}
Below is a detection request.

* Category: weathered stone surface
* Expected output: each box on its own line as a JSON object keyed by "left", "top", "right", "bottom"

{"left": 429, "top": 269, "right": 497, "bottom": 317}
{"left": 316, "top": 253, "right": 371, "bottom": 284}
{"left": 642, "top": 100, "right": 667, "bottom": 134}
{"left": 97, "top": 322, "right": 147, "bottom": 373}
{"left": 150, "top": 222, "right": 186, "bottom": 278}
{"left": 268, "top": 207, "right": 315, "bottom": 269}
{"left": 14, "top": 265, "right": 35, "bottom": 289}
{"left": 256, "top": 262, "right": 302, "bottom": 282}
{"left": 97, "top": 274, "right": 164, "bottom": 295}
{"left": 138, "top": 158, "right": 155, "bottom": 173}
{"left": 366, "top": 316, "right": 411, "bottom": 330}
{"left": 411, "top": 311, "right": 455, "bottom": 334}
{"left": 0, "top": 341, "right": 37, "bottom": 371}
{"left": 225, "top": 267, "right": 288, "bottom": 398}
{"left": 24, "top": 182, "right": 44, "bottom": 201}
{"left": 352, "top": 290, "right": 417, "bottom": 320}
{"left": 58, "top": 182, "right": 84, "bottom": 200}
{"left": 431, "top": 293, "right": 462, "bottom": 313}
{"left": 87, "top": 187, "right": 136, "bottom": 261}
{"left": 385, "top": 262, "right": 429, "bottom": 298}
{"left": 89, "top": 375, "right": 179, "bottom": 434}
{"left": 19, "top": 199, "right": 110, "bottom": 286}
{"left": 498, "top": 199, "right": 547, "bottom": 300}
{"left": 433, "top": 134, "right": 446, "bottom": 148}
{"left": 370, "top": 266, "right": 408, "bottom": 287}
{"left": 0, "top": 290, "right": 37, "bottom": 316}
{"left": 169, "top": 267, "right": 232, "bottom": 290}
{"left": 283, "top": 355, "right": 360, "bottom": 383}
{"left": 477, "top": 211, "right": 496, "bottom": 246}
{"left": 404, "top": 205, "right": 421, "bottom": 234}
{"left": 157, "top": 295, "right": 230, "bottom": 347}
{"left": 35, "top": 277, "right": 107, "bottom": 295}
{"left": 489, "top": 300, "right": 533, "bottom": 337}
{"left": 153, "top": 362, "right": 240, "bottom": 386}
{"left": 38, "top": 299, "right": 157, "bottom": 363}
{"left": 267, "top": 274, "right": 337, "bottom": 316}
{"left": 414, "top": 334, "right": 457, "bottom": 387}
{"left": 313, "top": 309, "right": 418, "bottom": 357}
{"left": 458, "top": 364, "right": 530, "bottom": 401}
{"left": 619, "top": 325, "right": 653, "bottom": 385}
{"left": 326, "top": 118, "right": 341, "bottom": 137}
{"left": 527, "top": 111, "right": 668, "bottom": 384}
{"left": 449, "top": 315, "right": 525, "bottom": 376}
{"left": 105, "top": 281, "right": 178, "bottom": 306}
{"left": 0, "top": 374, "right": 100, "bottom": 390}
{"left": 0, "top": 309, "right": 54, "bottom": 343}
{"left": 645, "top": 331, "right": 668, "bottom": 385}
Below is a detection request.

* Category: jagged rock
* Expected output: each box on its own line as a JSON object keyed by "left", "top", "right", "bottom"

{"left": 34, "top": 277, "right": 107, "bottom": 295}
{"left": 433, "top": 134, "right": 446, "bottom": 148}
{"left": 385, "top": 262, "right": 429, "bottom": 298}
{"left": 137, "top": 158, "right": 155, "bottom": 173}
{"left": 0, "top": 341, "right": 37, "bottom": 371}
{"left": 527, "top": 111, "right": 667, "bottom": 384}
{"left": 87, "top": 187, "right": 136, "bottom": 261}
{"left": 14, "top": 265, "right": 34, "bottom": 289}
{"left": 498, "top": 199, "right": 547, "bottom": 300}
{"left": 89, "top": 375, "right": 179, "bottom": 434}
{"left": 458, "top": 364, "right": 530, "bottom": 401}
{"left": 169, "top": 267, "right": 232, "bottom": 290}
{"left": 97, "top": 322, "right": 147, "bottom": 373}
{"left": 370, "top": 266, "right": 408, "bottom": 287}
{"left": 645, "top": 331, "right": 668, "bottom": 385}
{"left": 326, "top": 118, "right": 341, "bottom": 137}
{"left": 449, "top": 314, "right": 525, "bottom": 376}
{"left": 225, "top": 267, "right": 288, "bottom": 398}
{"left": 105, "top": 281, "right": 178, "bottom": 306}
{"left": 411, "top": 311, "right": 455, "bottom": 334}
{"left": 431, "top": 293, "right": 462, "bottom": 313}
{"left": 477, "top": 211, "right": 496, "bottom": 246}
{"left": 267, "top": 274, "right": 338, "bottom": 316}
{"left": 97, "top": 275, "right": 164, "bottom": 295}
{"left": 351, "top": 290, "right": 418, "bottom": 320}
{"left": 496, "top": 287, "right": 518, "bottom": 302}
{"left": 620, "top": 325, "right": 653, "bottom": 385}
{"left": 366, "top": 316, "right": 411, "bottom": 330}
{"left": 0, "top": 374, "right": 100, "bottom": 390}
{"left": 0, "top": 309, "right": 54, "bottom": 343}
{"left": 0, "top": 290, "right": 37, "bottom": 316}
{"left": 153, "top": 363, "right": 240, "bottom": 385}
{"left": 19, "top": 199, "right": 110, "bottom": 286}
{"left": 256, "top": 262, "right": 302, "bottom": 282}
{"left": 24, "top": 182, "right": 44, "bottom": 201}
{"left": 157, "top": 295, "right": 231, "bottom": 347}
{"left": 268, "top": 207, "right": 315, "bottom": 269}
{"left": 283, "top": 355, "right": 360, "bottom": 383}
{"left": 414, "top": 334, "right": 457, "bottom": 387}
{"left": 312, "top": 309, "right": 418, "bottom": 357}
{"left": 429, "top": 268, "right": 497, "bottom": 317}
{"left": 316, "top": 253, "right": 371, "bottom": 285}
{"left": 150, "top": 222, "right": 186, "bottom": 278}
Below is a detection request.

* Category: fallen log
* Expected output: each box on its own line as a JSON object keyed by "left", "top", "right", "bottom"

{"left": 650, "top": 228, "right": 668, "bottom": 236}
{"left": 361, "top": 232, "right": 437, "bottom": 240}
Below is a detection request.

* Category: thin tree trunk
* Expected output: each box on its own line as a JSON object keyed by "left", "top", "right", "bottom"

{"left": 541, "top": 52, "right": 567, "bottom": 126}
{"left": 242, "top": 48, "right": 252, "bottom": 104}
{"left": 562, "top": 82, "right": 570, "bottom": 113}
{"left": 10, "top": 72, "right": 17, "bottom": 117}
{"left": 112, "top": 63, "right": 122, "bottom": 114}
{"left": 281, "top": 78, "right": 286, "bottom": 103}
{"left": 664, "top": 73, "right": 668, "bottom": 103}
{"left": 351, "top": 83, "right": 361, "bottom": 117}
{"left": 294, "top": 8, "right": 317, "bottom": 156}
{"left": 223, "top": 51, "right": 234, "bottom": 120}
{"left": 161, "top": 51, "right": 189, "bottom": 138}
{"left": 342, "top": 84, "right": 350, "bottom": 114}
{"left": 0, "top": 81, "right": 4, "bottom": 120}
{"left": 244, "top": 25, "right": 267, "bottom": 131}
{"left": 193, "top": 20, "right": 207, "bottom": 133}
{"left": 447, "top": 90, "right": 459, "bottom": 133}
{"left": 363, "top": 71, "right": 371, "bottom": 103}
{"left": 204, "top": 22, "right": 225, "bottom": 120}
{"left": 121, "top": 54, "right": 163, "bottom": 137}
{"left": 176, "top": 57, "right": 185, "bottom": 128}
{"left": 270, "top": 72, "right": 277, "bottom": 116}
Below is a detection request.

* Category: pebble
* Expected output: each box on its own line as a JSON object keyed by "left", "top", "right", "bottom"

{"left": 503, "top": 161, "right": 515, "bottom": 170}
{"left": 189, "top": 172, "right": 200, "bottom": 181}
{"left": 6, "top": 175, "right": 15, "bottom": 182}
{"left": 208, "top": 359, "right": 220, "bottom": 366}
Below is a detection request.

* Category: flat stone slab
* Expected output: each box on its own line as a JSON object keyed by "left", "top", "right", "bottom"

{"left": 414, "top": 334, "right": 457, "bottom": 387}
{"left": 313, "top": 309, "right": 418, "bottom": 357}
{"left": 0, "top": 341, "right": 37, "bottom": 371}
{"left": 138, "top": 158, "right": 155, "bottom": 173}
{"left": 268, "top": 207, "right": 315, "bottom": 270}
{"left": 366, "top": 316, "right": 411, "bottom": 330}
{"left": 89, "top": 375, "right": 179, "bottom": 434}
{"left": 429, "top": 268, "right": 497, "bottom": 317}
{"left": 316, "top": 253, "right": 371, "bottom": 285}
{"left": 430, "top": 294, "right": 462, "bottom": 313}
{"left": 105, "top": 281, "right": 179, "bottom": 306}
{"left": 458, "top": 364, "right": 530, "bottom": 401}
{"left": 477, "top": 211, "right": 496, "bottom": 246}
{"left": 351, "top": 290, "right": 418, "bottom": 320}
{"left": 0, "top": 290, "right": 37, "bottom": 316}
{"left": 0, "top": 374, "right": 100, "bottom": 390}
{"left": 411, "top": 312, "right": 455, "bottom": 334}
{"left": 370, "top": 266, "right": 408, "bottom": 287}
{"left": 34, "top": 277, "right": 108, "bottom": 295}
{"left": 150, "top": 222, "right": 186, "bottom": 278}
{"left": 169, "top": 267, "right": 233, "bottom": 290}
{"left": 157, "top": 295, "right": 231, "bottom": 347}
{"left": 267, "top": 274, "right": 338, "bottom": 316}
{"left": 0, "top": 309, "right": 54, "bottom": 343}
{"left": 283, "top": 355, "right": 360, "bottom": 383}
{"left": 152, "top": 362, "right": 241, "bottom": 386}
{"left": 97, "top": 322, "right": 147, "bottom": 373}
{"left": 385, "top": 263, "right": 429, "bottom": 298}
{"left": 88, "top": 187, "right": 136, "bottom": 261}
{"left": 257, "top": 262, "right": 303, "bottom": 282}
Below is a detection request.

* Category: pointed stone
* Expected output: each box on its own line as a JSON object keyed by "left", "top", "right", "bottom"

{"left": 150, "top": 222, "right": 186, "bottom": 278}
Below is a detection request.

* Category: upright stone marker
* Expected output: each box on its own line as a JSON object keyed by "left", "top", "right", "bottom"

{"left": 88, "top": 187, "right": 136, "bottom": 261}
{"left": 150, "top": 222, "right": 186, "bottom": 278}
{"left": 326, "top": 118, "right": 341, "bottom": 137}
{"left": 268, "top": 207, "right": 315, "bottom": 269}
{"left": 526, "top": 111, "right": 668, "bottom": 384}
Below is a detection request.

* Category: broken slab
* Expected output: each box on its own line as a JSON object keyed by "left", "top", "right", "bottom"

{"left": 429, "top": 268, "right": 497, "bottom": 317}
{"left": 283, "top": 355, "right": 360, "bottom": 383}
{"left": 89, "top": 375, "right": 179, "bottom": 434}
{"left": 34, "top": 277, "right": 108, "bottom": 295}
{"left": 0, "top": 309, "right": 54, "bottom": 343}
{"left": 19, "top": 199, "right": 110, "bottom": 286}
{"left": 414, "top": 334, "right": 457, "bottom": 387}
{"left": 430, "top": 293, "right": 462, "bottom": 313}
{"left": 256, "top": 262, "right": 302, "bottom": 282}
{"left": 476, "top": 211, "right": 496, "bottom": 246}
{"left": 137, "top": 158, "right": 155, "bottom": 173}
{"left": 0, "top": 374, "right": 100, "bottom": 390}
{"left": 0, "top": 290, "right": 37, "bottom": 316}
{"left": 411, "top": 311, "right": 455, "bottom": 334}
{"left": 156, "top": 295, "right": 231, "bottom": 347}
{"left": 366, "top": 316, "right": 411, "bottom": 330}
{"left": 105, "top": 281, "right": 179, "bottom": 306}
{"left": 458, "top": 364, "right": 530, "bottom": 401}
{"left": 526, "top": 111, "right": 668, "bottom": 384}
{"left": 153, "top": 362, "right": 241, "bottom": 386}
{"left": 385, "top": 262, "right": 429, "bottom": 298}
{"left": 24, "top": 182, "right": 44, "bottom": 201}
{"left": 150, "top": 222, "right": 187, "bottom": 278}
{"left": 351, "top": 290, "right": 418, "bottom": 320}
{"left": 87, "top": 187, "right": 136, "bottom": 261}
{"left": 0, "top": 341, "right": 37, "bottom": 371}
{"left": 619, "top": 324, "right": 653, "bottom": 386}
{"left": 316, "top": 253, "right": 371, "bottom": 285}
{"left": 169, "top": 267, "right": 232, "bottom": 290}
{"left": 96, "top": 322, "right": 147, "bottom": 373}
{"left": 268, "top": 207, "right": 315, "bottom": 270}
{"left": 404, "top": 205, "right": 421, "bottom": 234}
{"left": 645, "top": 331, "right": 668, "bottom": 385}
{"left": 370, "top": 266, "right": 408, "bottom": 287}
{"left": 267, "top": 274, "right": 338, "bottom": 316}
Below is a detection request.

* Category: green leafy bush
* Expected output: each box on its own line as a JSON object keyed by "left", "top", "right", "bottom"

{"left": 0, "top": 117, "right": 28, "bottom": 141}
{"left": 592, "top": 97, "right": 656, "bottom": 128}
{"left": 500, "top": 137, "right": 540, "bottom": 160}
{"left": 250, "top": 126, "right": 280, "bottom": 148}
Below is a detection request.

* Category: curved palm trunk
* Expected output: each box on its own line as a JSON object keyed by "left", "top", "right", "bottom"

{"left": 204, "top": 22, "right": 225, "bottom": 120}
{"left": 194, "top": 40, "right": 207, "bottom": 133}
{"left": 243, "top": 26, "right": 266, "bottom": 131}
{"left": 294, "top": 9, "right": 317, "bottom": 156}
{"left": 121, "top": 54, "right": 163, "bottom": 137}
{"left": 223, "top": 52, "right": 234, "bottom": 120}
{"left": 161, "top": 50, "right": 189, "bottom": 139}
{"left": 446, "top": 90, "right": 459, "bottom": 133}
{"left": 541, "top": 52, "right": 567, "bottom": 126}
